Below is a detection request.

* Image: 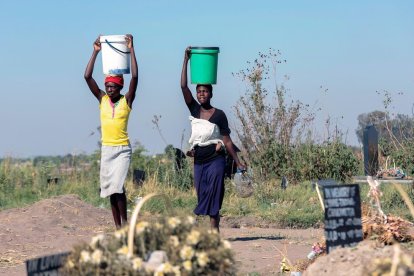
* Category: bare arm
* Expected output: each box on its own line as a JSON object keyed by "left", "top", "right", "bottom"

{"left": 223, "top": 135, "right": 245, "bottom": 170}
{"left": 124, "top": 34, "right": 138, "bottom": 108}
{"left": 180, "top": 46, "right": 195, "bottom": 105}
{"left": 84, "top": 36, "right": 104, "bottom": 102}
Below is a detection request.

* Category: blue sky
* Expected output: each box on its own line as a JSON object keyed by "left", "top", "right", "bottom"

{"left": 1, "top": 1, "right": 413, "bottom": 157}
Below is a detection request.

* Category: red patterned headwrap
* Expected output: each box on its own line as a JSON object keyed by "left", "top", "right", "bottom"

{"left": 104, "top": 75, "right": 124, "bottom": 87}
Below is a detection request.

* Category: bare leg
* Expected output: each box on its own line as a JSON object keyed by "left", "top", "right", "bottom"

{"left": 117, "top": 192, "right": 128, "bottom": 226}
{"left": 110, "top": 194, "right": 122, "bottom": 229}
{"left": 210, "top": 214, "right": 220, "bottom": 232}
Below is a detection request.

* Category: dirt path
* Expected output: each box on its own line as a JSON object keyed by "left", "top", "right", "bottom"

{"left": 0, "top": 195, "right": 322, "bottom": 275}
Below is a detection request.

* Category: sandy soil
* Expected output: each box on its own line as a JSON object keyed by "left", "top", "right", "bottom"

{"left": 0, "top": 194, "right": 323, "bottom": 275}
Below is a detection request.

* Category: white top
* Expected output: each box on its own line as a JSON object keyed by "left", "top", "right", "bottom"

{"left": 188, "top": 116, "right": 224, "bottom": 150}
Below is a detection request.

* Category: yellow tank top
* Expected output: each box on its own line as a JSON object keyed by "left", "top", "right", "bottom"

{"left": 100, "top": 94, "right": 131, "bottom": 146}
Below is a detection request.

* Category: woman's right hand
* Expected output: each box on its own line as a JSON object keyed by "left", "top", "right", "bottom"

{"left": 93, "top": 36, "right": 101, "bottom": 52}
{"left": 184, "top": 46, "right": 191, "bottom": 61}
{"left": 236, "top": 163, "right": 247, "bottom": 173}
{"left": 186, "top": 149, "right": 195, "bottom": 158}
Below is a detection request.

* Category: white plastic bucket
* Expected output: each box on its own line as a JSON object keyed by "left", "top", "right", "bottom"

{"left": 99, "top": 35, "right": 130, "bottom": 75}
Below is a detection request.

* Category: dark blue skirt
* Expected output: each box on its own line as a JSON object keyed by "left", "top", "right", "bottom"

{"left": 193, "top": 156, "right": 226, "bottom": 217}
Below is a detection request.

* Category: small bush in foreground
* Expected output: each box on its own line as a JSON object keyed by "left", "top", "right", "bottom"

{"left": 62, "top": 215, "right": 236, "bottom": 275}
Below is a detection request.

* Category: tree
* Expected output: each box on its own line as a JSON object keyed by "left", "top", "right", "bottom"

{"left": 355, "top": 110, "right": 389, "bottom": 144}
{"left": 232, "top": 49, "right": 314, "bottom": 180}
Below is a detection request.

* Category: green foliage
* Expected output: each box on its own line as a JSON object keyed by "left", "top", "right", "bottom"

{"left": 130, "top": 141, "right": 148, "bottom": 173}
{"left": 233, "top": 49, "right": 359, "bottom": 183}
{"left": 130, "top": 142, "right": 193, "bottom": 191}
{"left": 244, "top": 140, "right": 359, "bottom": 183}
{"left": 357, "top": 91, "right": 414, "bottom": 175}
{"left": 390, "top": 140, "right": 414, "bottom": 175}
{"left": 0, "top": 155, "right": 103, "bottom": 209}
{"left": 252, "top": 180, "right": 323, "bottom": 228}
{"left": 355, "top": 110, "right": 390, "bottom": 144}
{"left": 298, "top": 141, "right": 360, "bottom": 183}
{"left": 2, "top": 155, "right": 414, "bottom": 228}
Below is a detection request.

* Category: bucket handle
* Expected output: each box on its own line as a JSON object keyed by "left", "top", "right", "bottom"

{"left": 127, "top": 193, "right": 173, "bottom": 258}
{"left": 105, "top": 39, "right": 131, "bottom": 54}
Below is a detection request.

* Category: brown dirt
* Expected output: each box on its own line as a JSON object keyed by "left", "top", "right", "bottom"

{"left": 0, "top": 194, "right": 323, "bottom": 275}
{"left": 304, "top": 240, "right": 414, "bottom": 276}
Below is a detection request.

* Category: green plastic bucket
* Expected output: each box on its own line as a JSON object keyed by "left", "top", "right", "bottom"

{"left": 190, "top": 47, "right": 220, "bottom": 84}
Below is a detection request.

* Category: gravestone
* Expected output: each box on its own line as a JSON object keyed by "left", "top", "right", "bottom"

{"left": 323, "top": 184, "right": 363, "bottom": 253}
{"left": 26, "top": 251, "right": 70, "bottom": 276}
{"left": 281, "top": 176, "right": 288, "bottom": 190}
{"left": 312, "top": 178, "right": 337, "bottom": 190}
{"left": 363, "top": 125, "right": 379, "bottom": 176}
{"left": 47, "top": 177, "right": 59, "bottom": 184}
{"left": 133, "top": 169, "right": 145, "bottom": 186}
{"left": 318, "top": 178, "right": 337, "bottom": 187}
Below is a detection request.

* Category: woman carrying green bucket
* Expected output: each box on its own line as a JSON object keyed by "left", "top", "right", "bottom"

{"left": 180, "top": 46, "right": 245, "bottom": 232}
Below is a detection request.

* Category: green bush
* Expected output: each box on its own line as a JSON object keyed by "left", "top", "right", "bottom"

{"left": 232, "top": 50, "right": 359, "bottom": 183}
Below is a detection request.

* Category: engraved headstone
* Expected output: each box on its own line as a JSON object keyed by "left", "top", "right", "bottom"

{"left": 26, "top": 252, "right": 70, "bottom": 276}
{"left": 323, "top": 184, "right": 363, "bottom": 253}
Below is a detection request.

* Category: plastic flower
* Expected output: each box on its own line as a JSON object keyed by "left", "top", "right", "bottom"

{"left": 169, "top": 235, "right": 180, "bottom": 247}
{"left": 183, "top": 260, "right": 192, "bottom": 272}
{"left": 91, "top": 249, "right": 103, "bottom": 264}
{"left": 80, "top": 250, "right": 91, "bottom": 263}
{"left": 186, "top": 216, "right": 195, "bottom": 225}
{"left": 145, "top": 265, "right": 155, "bottom": 274}
{"left": 172, "top": 265, "right": 181, "bottom": 276}
{"left": 67, "top": 259, "right": 75, "bottom": 268}
{"left": 135, "top": 221, "right": 149, "bottom": 235}
{"left": 157, "top": 262, "right": 173, "bottom": 273}
{"left": 180, "top": 245, "right": 195, "bottom": 260}
{"left": 186, "top": 230, "right": 200, "bottom": 245}
{"left": 154, "top": 222, "right": 163, "bottom": 230}
{"left": 117, "top": 245, "right": 129, "bottom": 256}
{"left": 114, "top": 229, "right": 126, "bottom": 239}
{"left": 168, "top": 217, "right": 181, "bottom": 229}
{"left": 224, "top": 258, "right": 232, "bottom": 266}
{"left": 131, "top": 257, "right": 143, "bottom": 270}
{"left": 196, "top": 252, "right": 209, "bottom": 267}
{"left": 312, "top": 242, "right": 324, "bottom": 254}
{"left": 222, "top": 240, "right": 232, "bottom": 249}
{"left": 90, "top": 234, "right": 104, "bottom": 248}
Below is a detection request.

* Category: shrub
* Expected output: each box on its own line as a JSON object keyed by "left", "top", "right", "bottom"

{"left": 62, "top": 215, "right": 236, "bottom": 275}
{"left": 233, "top": 49, "right": 358, "bottom": 183}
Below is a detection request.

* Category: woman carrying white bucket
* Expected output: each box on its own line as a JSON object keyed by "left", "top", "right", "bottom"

{"left": 84, "top": 34, "right": 138, "bottom": 229}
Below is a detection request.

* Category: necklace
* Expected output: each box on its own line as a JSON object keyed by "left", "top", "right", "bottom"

{"left": 109, "top": 96, "right": 122, "bottom": 118}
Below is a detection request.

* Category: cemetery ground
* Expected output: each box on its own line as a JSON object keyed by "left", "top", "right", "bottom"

{"left": 0, "top": 194, "right": 321, "bottom": 275}
{"left": 1, "top": 193, "right": 414, "bottom": 275}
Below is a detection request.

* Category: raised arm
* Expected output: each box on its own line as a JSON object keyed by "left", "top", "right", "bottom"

{"left": 84, "top": 36, "right": 104, "bottom": 102}
{"left": 124, "top": 34, "right": 138, "bottom": 108}
{"left": 180, "top": 46, "right": 195, "bottom": 105}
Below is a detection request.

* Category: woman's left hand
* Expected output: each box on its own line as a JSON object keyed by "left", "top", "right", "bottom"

{"left": 215, "top": 142, "right": 224, "bottom": 152}
{"left": 125, "top": 34, "right": 133, "bottom": 49}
